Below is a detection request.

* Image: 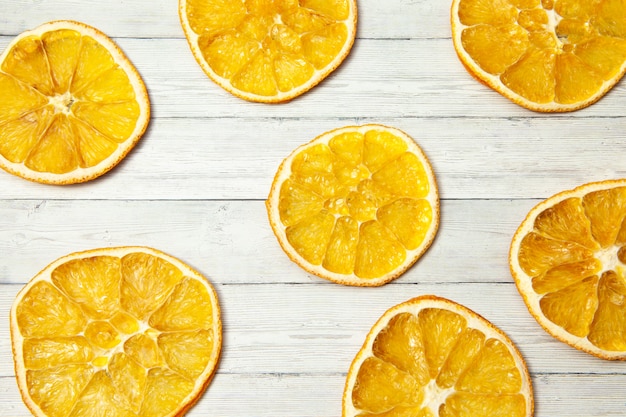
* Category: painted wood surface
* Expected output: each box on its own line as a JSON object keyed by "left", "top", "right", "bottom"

{"left": 1, "top": 0, "right": 626, "bottom": 416}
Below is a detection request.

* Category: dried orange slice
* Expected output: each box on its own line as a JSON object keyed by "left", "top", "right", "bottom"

{"left": 179, "top": 0, "right": 357, "bottom": 103}
{"left": 10, "top": 246, "right": 221, "bottom": 417}
{"left": 451, "top": 0, "right": 626, "bottom": 112}
{"left": 510, "top": 179, "right": 626, "bottom": 359}
{"left": 0, "top": 21, "right": 150, "bottom": 184}
{"left": 266, "top": 124, "right": 439, "bottom": 286}
{"left": 343, "top": 295, "right": 533, "bottom": 417}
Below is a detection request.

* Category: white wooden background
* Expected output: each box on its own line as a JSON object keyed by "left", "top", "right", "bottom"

{"left": 1, "top": 1, "right": 626, "bottom": 416}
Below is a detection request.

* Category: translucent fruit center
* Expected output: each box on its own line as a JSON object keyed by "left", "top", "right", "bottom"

{"left": 596, "top": 245, "right": 623, "bottom": 275}
{"left": 422, "top": 379, "right": 454, "bottom": 413}
{"left": 49, "top": 92, "right": 75, "bottom": 114}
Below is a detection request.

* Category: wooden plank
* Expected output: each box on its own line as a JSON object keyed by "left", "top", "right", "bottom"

{"left": 1, "top": 35, "right": 625, "bottom": 121}
{"left": 1, "top": 281, "right": 622, "bottom": 377}
{"left": 0, "top": 0, "right": 451, "bottom": 40}
{"left": 1, "top": 360, "right": 626, "bottom": 416}
{"left": 0, "top": 115, "right": 623, "bottom": 200}
{"left": 92, "top": 38, "right": 626, "bottom": 119}
{"left": 0, "top": 199, "right": 535, "bottom": 285}
{"left": 3, "top": 373, "right": 626, "bottom": 417}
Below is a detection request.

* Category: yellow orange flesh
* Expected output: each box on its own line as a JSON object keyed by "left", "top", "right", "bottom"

{"left": 0, "top": 21, "right": 150, "bottom": 184}
{"left": 451, "top": 0, "right": 626, "bottom": 112}
{"left": 510, "top": 179, "right": 626, "bottom": 359}
{"left": 343, "top": 295, "right": 533, "bottom": 417}
{"left": 266, "top": 125, "right": 439, "bottom": 286}
{"left": 10, "top": 247, "right": 222, "bottom": 417}
{"left": 179, "top": 0, "right": 357, "bottom": 102}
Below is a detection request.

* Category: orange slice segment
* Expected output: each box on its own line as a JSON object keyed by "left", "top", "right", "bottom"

{"left": 451, "top": 0, "right": 626, "bottom": 112}
{"left": 0, "top": 21, "right": 150, "bottom": 184}
{"left": 510, "top": 179, "right": 626, "bottom": 359}
{"left": 179, "top": 0, "right": 357, "bottom": 103}
{"left": 266, "top": 124, "right": 439, "bottom": 286}
{"left": 10, "top": 247, "right": 221, "bottom": 417}
{"left": 343, "top": 295, "right": 533, "bottom": 417}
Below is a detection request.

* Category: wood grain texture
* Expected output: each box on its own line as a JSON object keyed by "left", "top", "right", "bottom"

{"left": 0, "top": 0, "right": 451, "bottom": 39}
{"left": 1, "top": 0, "right": 626, "bottom": 416}
{"left": 0, "top": 199, "right": 534, "bottom": 285}
{"left": 0, "top": 116, "right": 623, "bottom": 200}
{"left": 2, "top": 372, "right": 626, "bottom": 417}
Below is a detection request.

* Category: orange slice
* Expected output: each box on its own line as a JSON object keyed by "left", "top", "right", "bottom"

{"left": 451, "top": 0, "right": 626, "bottom": 112}
{"left": 10, "top": 246, "right": 221, "bottom": 417}
{"left": 510, "top": 179, "right": 626, "bottom": 359}
{"left": 179, "top": 0, "right": 357, "bottom": 103}
{"left": 0, "top": 21, "right": 150, "bottom": 184}
{"left": 343, "top": 295, "right": 533, "bottom": 417}
{"left": 266, "top": 124, "right": 439, "bottom": 286}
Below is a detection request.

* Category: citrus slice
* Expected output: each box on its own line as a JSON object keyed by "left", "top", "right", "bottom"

{"left": 179, "top": 0, "right": 357, "bottom": 103}
{"left": 266, "top": 124, "right": 439, "bottom": 286}
{"left": 451, "top": 0, "right": 626, "bottom": 112}
{"left": 343, "top": 295, "right": 533, "bottom": 417}
{"left": 0, "top": 20, "right": 150, "bottom": 184}
{"left": 510, "top": 179, "right": 626, "bottom": 359}
{"left": 10, "top": 246, "right": 221, "bottom": 417}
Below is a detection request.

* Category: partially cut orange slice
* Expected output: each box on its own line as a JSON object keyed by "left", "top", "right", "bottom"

{"left": 451, "top": 0, "right": 626, "bottom": 112}
{"left": 10, "top": 246, "right": 221, "bottom": 417}
{"left": 343, "top": 295, "right": 533, "bottom": 416}
{"left": 0, "top": 21, "right": 150, "bottom": 184}
{"left": 179, "top": 0, "right": 357, "bottom": 103}
{"left": 510, "top": 179, "right": 626, "bottom": 359}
